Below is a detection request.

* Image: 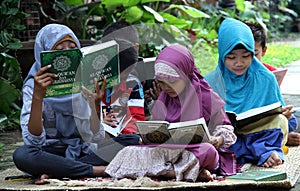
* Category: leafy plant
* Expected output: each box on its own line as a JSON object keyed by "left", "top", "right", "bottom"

{"left": 0, "top": 0, "right": 27, "bottom": 131}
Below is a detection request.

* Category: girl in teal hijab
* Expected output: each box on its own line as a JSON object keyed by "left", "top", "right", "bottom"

{"left": 205, "top": 18, "right": 288, "bottom": 168}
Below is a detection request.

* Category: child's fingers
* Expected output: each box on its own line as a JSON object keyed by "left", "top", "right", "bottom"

{"left": 101, "top": 76, "right": 107, "bottom": 93}
{"left": 94, "top": 78, "right": 99, "bottom": 93}
{"left": 81, "top": 85, "right": 93, "bottom": 95}
{"left": 38, "top": 65, "right": 51, "bottom": 74}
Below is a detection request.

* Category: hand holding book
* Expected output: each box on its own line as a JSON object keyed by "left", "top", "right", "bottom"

{"left": 282, "top": 105, "right": 293, "bottom": 120}
{"left": 81, "top": 77, "right": 107, "bottom": 120}
{"left": 209, "top": 136, "right": 224, "bottom": 149}
{"left": 103, "top": 112, "right": 120, "bottom": 127}
{"left": 40, "top": 40, "right": 120, "bottom": 97}
{"left": 34, "top": 65, "right": 58, "bottom": 98}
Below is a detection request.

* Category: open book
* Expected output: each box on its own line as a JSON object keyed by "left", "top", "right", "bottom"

{"left": 102, "top": 115, "right": 132, "bottom": 137}
{"left": 226, "top": 102, "right": 282, "bottom": 129}
{"left": 135, "top": 57, "right": 156, "bottom": 91}
{"left": 135, "top": 57, "right": 155, "bottom": 82}
{"left": 41, "top": 40, "right": 120, "bottom": 97}
{"left": 135, "top": 118, "right": 211, "bottom": 145}
{"left": 273, "top": 68, "right": 287, "bottom": 87}
{"left": 100, "top": 105, "right": 132, "bottom": 137}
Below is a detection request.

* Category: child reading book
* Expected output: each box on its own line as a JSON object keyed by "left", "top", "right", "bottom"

{"left": 205, "top": 18, "right": 289, "bottom": 168}
{"left": 244, "top": 20, "right": 300, "bottom": 146}
{"left": 100, "top": 22, "right": 146, "bottom": 135}
{"left": 104, "top": 44, "right": 237, "bottom": 182}
{"left": 13, "top": 24, "right": 140, "bottom": 184}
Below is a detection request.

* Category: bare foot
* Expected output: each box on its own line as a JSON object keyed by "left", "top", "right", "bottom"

{"left": 262, "top": 152, "right": 282, "bottom": 168}
{"left": 93, "top": 166, "right": 109, "bottom": 177}
{"left": 35, "top": 174, "right": 50, "bottom": 185}
{"left": 286, "top": 132, "right": 300, "bottom": 146}
{"left": 197, "top": 169, "right": 214, "bottom": 182}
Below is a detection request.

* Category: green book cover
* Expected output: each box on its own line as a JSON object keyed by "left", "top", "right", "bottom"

{"left": 80, "top": 40, "right": 120, "bottom": 91}
{"left": 226, "top": 170, "right": 287, "bottom": 181}
{"left": 41, "top": 48, "right": 82, "bottom": 97}
{"left": 41, "top": 40, "right": 120, "bottom": 97}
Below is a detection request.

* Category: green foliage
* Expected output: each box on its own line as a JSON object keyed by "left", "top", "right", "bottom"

{"left": 262, "top": 44, "right": 300, "bottom": 67}
{"left": 0, "top": 143, "right": 4, "bottom": 155}
{"left": 57, "top": 0, "right": 300, "bottom": 75}
{"left": 0, "top": 54, "right": 22, "bottom": 131}
{"left": 164, "top": 4, "right": 210, "bottom": 19}
{"left": 54, "top": 0, "right": 299, "bottom": 59}
{"left": 0, "top": 0, "right": 28, "bottom": 53}
{"left": 123, "top": 6, "right": 144, "bottom": 23}
{"left": 0, "top": 0, "right": 26, "bottom": 131}
{"left": 191, "top": 39, "right": 218, "bottom": 76}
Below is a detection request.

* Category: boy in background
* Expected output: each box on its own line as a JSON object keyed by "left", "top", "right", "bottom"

{"left": 102, "top": 21, "right": 158, "bottom": 120}
{"left": 101, "top": 22, "right": 146, "bottom": 135}
{"left": 245, "top": 20, "right": 300, "bottom": 146}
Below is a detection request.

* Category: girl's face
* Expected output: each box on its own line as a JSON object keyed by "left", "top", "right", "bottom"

{"left": 54, "top": 40, "right": 77, "bottom": 50}
{"left": 224, "top": 49, "right": 252, "bottom": 75}
{"left": 156, "top": 78, "right": 186, "bottom": 98}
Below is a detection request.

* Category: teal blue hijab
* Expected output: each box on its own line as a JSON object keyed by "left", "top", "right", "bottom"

{"left": 205, "top": 18, "right": 284, "bottom": 114}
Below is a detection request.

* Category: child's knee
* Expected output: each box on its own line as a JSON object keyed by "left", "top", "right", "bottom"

{"left": 198, "top": 143, "right": 219, "bottom": 170}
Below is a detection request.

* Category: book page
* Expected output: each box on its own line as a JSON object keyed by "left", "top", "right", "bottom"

{"left": 236, "top": 102, "right": 282, "bottom": 121}
{"left": 134, "top": 57, "right": 155, "bottom": 82}
{"left": 168, "top": 118, "right": 210, "bottom": 144}
{"left": 81, "top": 40, "right": 118, "bottom": 55}
{"left": 135, "top": 121, "right": 172, "bottom": 144}
{"left": 168, "top": 118, "right": 206, "bottom": 129}
{"left": 102, "top": 115, "right": 126, "bottom": 137}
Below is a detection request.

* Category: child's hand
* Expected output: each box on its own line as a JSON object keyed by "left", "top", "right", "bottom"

{"left": 148, "top": 80, "right": 162, "bottom": 100}
{"left": 34, "top": 65, "right": 57, "bottom": 98}
{"left": 282, "top": 105, "right": 293, "bottom": 120}
{"left": 33, "top": 65, "right": 57, "bottom": 98}
{"left": 82, "top": 77, "right": 106, "bottom": 119}
{"left": 103, "top": 112, "right": 119, "bottom": 127}
{"left": 209, "top": 136, "right": 224, "bottom": 149}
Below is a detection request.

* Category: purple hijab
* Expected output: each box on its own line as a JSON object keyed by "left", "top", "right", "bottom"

{"left": 151, "top": 44, "right": 223, "bottom": 124}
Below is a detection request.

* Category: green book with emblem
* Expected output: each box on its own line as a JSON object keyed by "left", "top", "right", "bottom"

{"left": 41, "top": 40, "right": 120, "bottom": 97}
{"left": 226, "top": 170, "right": 287, "bottom": 181}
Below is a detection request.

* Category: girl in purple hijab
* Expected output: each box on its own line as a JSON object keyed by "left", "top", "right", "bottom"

{"left": 105, "top": 44, "right": 237, "bottom": 182}
{"left": 152, "top": 44, "right": 228, "bottom": 128}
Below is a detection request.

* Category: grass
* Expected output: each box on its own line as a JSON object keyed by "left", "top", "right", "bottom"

{"left": 262, "top": 44, "right": 300, "bottom": 68}
{"left": 192, "top": 41, "right": 300, "bottom": 76}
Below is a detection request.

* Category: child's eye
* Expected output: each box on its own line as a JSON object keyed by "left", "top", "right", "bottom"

{"left": 226, "top": 55, "right": 235, "bottom": 59}
{"left": 242, "top": 54, "right": 251, "bottom": 58}
{"left": 168, "top": 80, "right": 176, "bottom": 84}
{"left": 70, "top": 43, "right": 77, "bottom": 49}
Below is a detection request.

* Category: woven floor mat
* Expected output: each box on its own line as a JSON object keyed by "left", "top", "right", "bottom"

{"left": 1, "top": 146, "right": 299, "bottom": 191}
{"left": 248, "top": 145, "right": 300, "bottom": 186}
